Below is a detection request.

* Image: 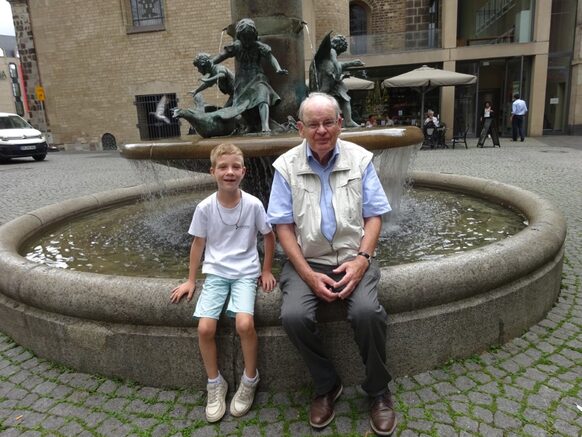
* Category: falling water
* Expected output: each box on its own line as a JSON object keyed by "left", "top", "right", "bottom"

{"left": 216, "top": 29, "right": 226, "bottom": 101}
{"left": 303, "top": 23, "right": 319, "bottom": 91}
{"left": 373, "top": 144, "right": 417, "bottom": 217}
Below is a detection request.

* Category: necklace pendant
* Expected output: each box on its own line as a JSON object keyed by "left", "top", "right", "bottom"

{"left": 216, "top": 193, "right": 244, "bottom": 230}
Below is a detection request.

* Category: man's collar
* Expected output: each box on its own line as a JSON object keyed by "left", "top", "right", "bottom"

{"left": 306, "top": 143, "right": 340, "bottom": 168}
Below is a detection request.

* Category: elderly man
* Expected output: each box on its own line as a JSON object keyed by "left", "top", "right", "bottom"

{"left": 267, "top": 93, "right": 396, "bottom": 435}
{"left": 424, "top": 109, "right": 439, "bottom": 127}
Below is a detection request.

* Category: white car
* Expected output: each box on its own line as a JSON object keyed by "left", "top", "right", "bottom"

{"left": 0, "top": 113, "right": 48, "bottom": 162}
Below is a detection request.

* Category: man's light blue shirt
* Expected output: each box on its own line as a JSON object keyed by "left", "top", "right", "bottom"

{"left": 267, "top": 143, "right": 391, "bottom": 242}
{"left": 512, "top": 99, "right": 528, "bottom": 116}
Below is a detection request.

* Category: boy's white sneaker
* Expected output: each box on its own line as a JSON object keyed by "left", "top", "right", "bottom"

{"left": 206, "top": 377, "right": 228, "bottom": 422}
{"left": 230, "top": 370, "right": 260, "bottom": 417}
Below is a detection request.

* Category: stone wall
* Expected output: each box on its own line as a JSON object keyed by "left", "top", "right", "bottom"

{"left": 0, "top": 57, "right": 18, "bottom": 114}
{"left": 11, "top": 0, "right": 234, "bottom": 146}
{"left": 568, "top": 0, "right": 582, "bottom": 134}
{"left": 404, "top": 0, "right": 436, "bottom": 49}
{"left": 313, "top": 0, "right": 349, "bottom": 45}
{"left": 348, "top": 0, "right": 438, "bottom": 54}
{"left": 367, "top": 0, "right": 407, "bottom": 51}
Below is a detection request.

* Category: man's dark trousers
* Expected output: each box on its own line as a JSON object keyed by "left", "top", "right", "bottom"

{"left": 280, "top": 261, "right": 391, "bottom": 397}
{"left": 512, "top": 115, "right": 525, "bottom": 141}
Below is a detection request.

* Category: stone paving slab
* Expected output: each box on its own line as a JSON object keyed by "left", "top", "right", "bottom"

{"left": 0, "top": 139, "right": 581, "bottom": 436}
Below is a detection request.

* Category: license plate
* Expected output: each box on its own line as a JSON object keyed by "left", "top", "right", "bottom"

{"left": 21, "top": 145, "right": 36, "bottom": 150}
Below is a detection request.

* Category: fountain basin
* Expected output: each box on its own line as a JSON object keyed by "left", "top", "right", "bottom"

{"left": 0, "top": 172, "right": 565, "bottom": 389}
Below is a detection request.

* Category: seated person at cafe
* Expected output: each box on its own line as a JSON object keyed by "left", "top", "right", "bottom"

{"left": 381, "top": 114, "right": 394, "bottom": 126}
{"left": 366, "top": 114, "right": 377, "bottom": 128}
{"left": 424, "top": 110, "right": 439, "bottom": 127}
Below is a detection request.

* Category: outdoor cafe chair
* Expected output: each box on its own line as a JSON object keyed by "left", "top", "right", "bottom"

{"left": 452, "top": 126, "right": 469, "bottom": 149}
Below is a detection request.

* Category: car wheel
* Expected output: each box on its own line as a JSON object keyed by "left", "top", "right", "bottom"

{"left": 33, "top": 153, "right": 47, "bottom": 161}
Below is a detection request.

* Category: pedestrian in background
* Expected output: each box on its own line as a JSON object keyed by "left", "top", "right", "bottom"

{"left": 511, "top": 93, "right": 528, "bottom": 142}
{"left": 366, "top": 114, "right": 377, "bottom": 128}
{"left": 477, "top": 101, "right": 500, "bottom": 147}
{"left": 424, "top": 109, "right": 439, "bottom": 127}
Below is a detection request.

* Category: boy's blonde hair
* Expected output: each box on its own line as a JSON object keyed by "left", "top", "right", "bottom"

{"left": 210, "top": 143, "right": 244, "bottom": 167}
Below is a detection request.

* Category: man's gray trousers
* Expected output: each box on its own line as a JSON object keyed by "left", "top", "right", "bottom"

{"left": 279, "top": 261, "right": 392, "bottom": 397}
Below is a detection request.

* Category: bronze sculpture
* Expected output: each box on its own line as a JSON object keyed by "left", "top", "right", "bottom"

{"left": 309, "top": 33, "right": 363, "bottom": 128}
{"left": 173, "top": 18, "right": 288, "bottom": 137}
{"left": 190, "top": 53, "right": 234, "bottom": 107}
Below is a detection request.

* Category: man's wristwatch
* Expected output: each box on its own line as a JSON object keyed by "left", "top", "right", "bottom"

{"left": 357, "top": 251, "right": 371, "bottom": 265}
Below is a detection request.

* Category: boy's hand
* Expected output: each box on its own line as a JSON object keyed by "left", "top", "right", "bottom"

{"left": 259, "top": 271, "right": 277, "bottom": 292}
{"left": 170, "top": 281, "right": 196, "bottom": 303}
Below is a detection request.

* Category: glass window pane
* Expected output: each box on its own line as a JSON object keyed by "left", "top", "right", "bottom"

{"left": 15, "top": 101, "right": 24, "bottom": 117}
{"left": 349, "top": 3, "right": 367, "bottom": 54}
{"left": 9, "top": 63, "right": 18, "bottom": 79}
{"left": 130, "top": 0, "right": 164, "bottom": 27}
{"left": 458, "top": 0, "right": 534, "bottom": 46}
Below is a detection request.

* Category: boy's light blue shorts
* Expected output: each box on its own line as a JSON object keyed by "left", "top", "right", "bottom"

{"left": 193, "top": 274, "right": 257, "bottom": 320}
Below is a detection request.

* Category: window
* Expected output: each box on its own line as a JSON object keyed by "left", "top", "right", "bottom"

{"left": 9, "top": 63, "right": 18, "bottom": 79}
{"left": 15, "top": 101, "right": 24, "bottom": 116}
{"left": 135, "top": 93, "right": 180, "bottom": 141}
{"left": 458, "top": 0, "right": 534, "bottom": 46}
{"left": 126, "top": 0, "right": 165, "bottom": 33}
{"left": 8, "top": 62, "right": 25, "bottom": 116}
{"left": 12, "top": 82, "right": 21, "bottom": 98}
{"left": 350, "top": 3, "right": 368, "bottom": 54}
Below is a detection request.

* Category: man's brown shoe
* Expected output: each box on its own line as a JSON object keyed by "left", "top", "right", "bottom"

{"left": 370, "top": 390, "right": 397, "bottom": 435}
{"left": 309, "top": 383, "right": 343, "bottom": 429}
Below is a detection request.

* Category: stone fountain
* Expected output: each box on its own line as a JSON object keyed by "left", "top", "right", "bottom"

{"left": 0, "top": 1, "right": 566, "bottom": 389}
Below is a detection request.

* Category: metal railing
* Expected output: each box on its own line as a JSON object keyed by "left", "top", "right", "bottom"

{"left": 348, "top": 29, "right": 441, "bottom": 55}
{"left": 134, "top": 94, "right": 180, "bottom": 141}
{"left": 130, "top": 0, "right": 165, "bottom": 28}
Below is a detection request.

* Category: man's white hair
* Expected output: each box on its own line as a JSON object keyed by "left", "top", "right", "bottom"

{"left": 298, "top": 93, "right": 341, "bottom": 121}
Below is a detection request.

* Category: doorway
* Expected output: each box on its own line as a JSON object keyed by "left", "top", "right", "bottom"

{"left": 457, "top": 57, "right": 531, "bottom": 138}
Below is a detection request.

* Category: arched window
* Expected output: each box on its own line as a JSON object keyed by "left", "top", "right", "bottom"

{"left": 350, "top": 2, "right": 368, "bottom": 54}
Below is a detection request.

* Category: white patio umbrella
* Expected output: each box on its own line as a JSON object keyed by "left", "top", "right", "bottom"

{"left": 382, "top": 65, "right": 476, "bottom": 120}
{"left": 343, "top": 76, "right": 375, "bottom": 91}
{"left": 305, "top": 76, "right": 374, "bottom": 91}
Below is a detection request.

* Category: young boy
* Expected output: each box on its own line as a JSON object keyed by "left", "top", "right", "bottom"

{"left": 170, "top": 143, "right": 276, "bottom": 423}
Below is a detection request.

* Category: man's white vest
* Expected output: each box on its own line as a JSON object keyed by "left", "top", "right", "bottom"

{"left": 273, "top": 139, "right": 373, "bottom": 265}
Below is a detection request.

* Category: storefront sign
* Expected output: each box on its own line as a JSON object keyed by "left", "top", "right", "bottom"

{"left": 35, "top": 85, "right": 45, "bottom": 101}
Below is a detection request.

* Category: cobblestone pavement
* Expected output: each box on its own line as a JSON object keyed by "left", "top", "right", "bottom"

{"left": 0, "top": 138, "right": 581, "bottom": 437}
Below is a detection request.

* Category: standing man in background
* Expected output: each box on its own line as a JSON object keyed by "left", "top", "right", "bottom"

{"left": 511, "top": 93, "right": 528, "bottom": 142}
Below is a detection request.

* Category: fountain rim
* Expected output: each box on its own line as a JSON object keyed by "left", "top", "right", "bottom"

{"left": 118, "top": 126, "right": 424, "bottom": 160}
{"left": 0, "top": 171, "right": 566, "bottom": 327}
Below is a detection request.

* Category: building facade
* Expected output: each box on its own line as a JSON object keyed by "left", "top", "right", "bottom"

{"left": 6, "top": 0, "right": 581, "bottom": 147}
{"left": 0, "top": 35, "right": 27, "bottom": 116}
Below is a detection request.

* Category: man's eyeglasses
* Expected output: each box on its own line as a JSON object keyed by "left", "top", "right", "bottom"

{"left": 303, "top": 119, "right": 339, "bottom": 131}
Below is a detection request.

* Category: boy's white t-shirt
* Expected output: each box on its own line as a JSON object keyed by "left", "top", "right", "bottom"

{"left": 188, "top": 190, "right": 272, "bottom": 279}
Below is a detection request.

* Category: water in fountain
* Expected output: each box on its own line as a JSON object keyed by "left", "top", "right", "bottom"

{"left": 22, "top": 182, "right": 526, "bottom": 277}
